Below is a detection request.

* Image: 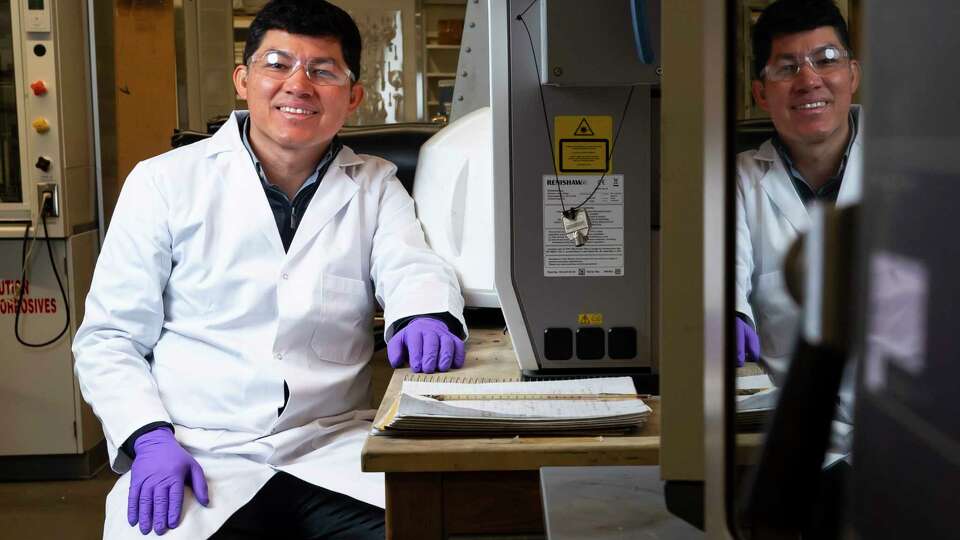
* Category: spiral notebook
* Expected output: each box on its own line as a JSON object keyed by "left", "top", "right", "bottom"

{"left": 372, "top": 376, "right": 653, "bottom": 435}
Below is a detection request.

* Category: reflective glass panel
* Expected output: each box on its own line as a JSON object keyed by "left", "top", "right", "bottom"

{"left": 732, "top": 1, "right": 860, "bottom": 537}
{"left": 0, "top": 0, "right": 23, "bottom": 204}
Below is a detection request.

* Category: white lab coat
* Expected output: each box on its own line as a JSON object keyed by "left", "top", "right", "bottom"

{"left": 735, "top": 106, "right": 863, "bottom": 382}
{"left": 73, "top": 111, "right": 465, "bottom": 539}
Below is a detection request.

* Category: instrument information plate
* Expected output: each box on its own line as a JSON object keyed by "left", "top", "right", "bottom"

{"left": 543, "top": 174, "right": 624, "bottom": 277}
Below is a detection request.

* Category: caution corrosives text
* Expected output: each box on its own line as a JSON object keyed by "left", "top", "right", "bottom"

{"left": 0, "top": 279, "right": 59, "bottom": 315}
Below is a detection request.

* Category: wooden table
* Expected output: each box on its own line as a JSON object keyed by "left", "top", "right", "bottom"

{"left": 361, "top": 328, "right": 662, "bottom": 539}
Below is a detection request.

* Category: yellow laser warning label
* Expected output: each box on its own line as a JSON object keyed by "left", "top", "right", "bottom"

{"left": 555, "top": 115, "right": 613, "bottom": 173}
{"left": 577, "top": 313, "right": 604, "bottom": 325}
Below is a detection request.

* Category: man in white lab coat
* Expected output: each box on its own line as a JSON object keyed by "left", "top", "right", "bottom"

{"left": 735, "top": 0, "right": 862, "bottom": 382}
{"left": 74, "top": 1, "right": 466, "bottom": 538}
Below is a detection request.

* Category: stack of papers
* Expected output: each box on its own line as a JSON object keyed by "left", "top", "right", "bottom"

{"left": 736, "top": 373, "right": 777, "bottom": 431}
{"left": 736, "top": 373, "right": 774, "bottom": 394}
{"left": 373, "top": 377, "right": 652, "bottom": 435}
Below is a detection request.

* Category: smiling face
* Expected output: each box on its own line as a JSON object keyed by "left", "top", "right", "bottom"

{"left": 233, "top": 30, "right": 363, "bottom": 160}
{"left": 752, "top": 26, "right": 860, "bottom": 149}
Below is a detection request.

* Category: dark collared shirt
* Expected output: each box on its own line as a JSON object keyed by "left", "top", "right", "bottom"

{"left": 240, "top": 115, "right": 342, "bottom": 251}
{"left": 772, "top": 109, "right": 859, "bottom": 206}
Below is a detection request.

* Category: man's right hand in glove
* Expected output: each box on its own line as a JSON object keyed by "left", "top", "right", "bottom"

{"left": 127, "top": 427, "right": 209, "bottom": 535}
{"left": 736, "top": 316, "right": 761, "bottom": 367}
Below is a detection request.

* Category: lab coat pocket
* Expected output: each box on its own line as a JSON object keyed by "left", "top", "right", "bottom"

{"left": 310, "top": 274, "right": 372, "bottom": 365}
{"left": 753, "top": 270, "right": 800, "bottom": 360}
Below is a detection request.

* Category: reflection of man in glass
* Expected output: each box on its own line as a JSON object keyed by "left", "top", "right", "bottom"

{"left": 735, "top": 0, "right": 862, "bottom": 380}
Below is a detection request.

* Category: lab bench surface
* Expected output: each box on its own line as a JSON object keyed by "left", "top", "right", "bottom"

{"left": 361, "top": 327, "right": 662, "bottom": 539}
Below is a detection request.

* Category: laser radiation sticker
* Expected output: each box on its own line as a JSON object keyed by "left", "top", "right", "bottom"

{"left": 574, "top": 118, "right": 595, "bottom": 135}
{"left": 555, "top": 115, "right": 612, "bottom": 173}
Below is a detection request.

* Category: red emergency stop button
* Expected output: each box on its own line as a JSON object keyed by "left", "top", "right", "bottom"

{"left": 30, "top": 80, "right": 48, "bottom": 96}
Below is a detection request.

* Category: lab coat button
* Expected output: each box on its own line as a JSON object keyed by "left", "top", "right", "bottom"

{"left": 281, "top": 273, "right": 289, "bottom": 280}
{"left": 275, "top": 352, "right": 283, "bottom": 360}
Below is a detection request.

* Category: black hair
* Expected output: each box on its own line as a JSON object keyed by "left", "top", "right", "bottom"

{"left": 752, "top": 0, "right": 851, "bottom": 79}
{"left": 243, "top": 0, "right": 362, "bottom": 81}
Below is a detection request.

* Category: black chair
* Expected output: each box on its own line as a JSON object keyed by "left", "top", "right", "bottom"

{"left": 734, "top": 118, "right": 776, "bottom": 154}
{"left": 171, "top": 120, "right": 442, "bottom": 194}
{"left": 339, "top": 123, "right": 440, "bottom": 194}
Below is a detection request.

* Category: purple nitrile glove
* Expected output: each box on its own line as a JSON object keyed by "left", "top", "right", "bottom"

{"left": 127, "top": 427, "right": 209, "bottom": 536}
{"left": 387, "top": 317, "right": 466, "bottom": 373}
{"left": 736, "top": 317, "right": 761, "bottom": 368}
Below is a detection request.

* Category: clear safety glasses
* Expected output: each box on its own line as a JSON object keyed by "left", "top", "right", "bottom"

{"left": 761, "top": 45, "right": 852, "bottom": 82}
{"left": 247, "top": 50, "right": 355, "bottom": 87}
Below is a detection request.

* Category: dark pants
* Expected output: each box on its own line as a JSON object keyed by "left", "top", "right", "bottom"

{"left": 209, "top": 471, "right": 385, "bottom": 540}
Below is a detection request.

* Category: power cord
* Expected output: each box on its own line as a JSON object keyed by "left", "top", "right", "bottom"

{"left": 516, "top": 1, "right": 566, "bottom": 213}
{"left": 567, "top": 85, "right": 635, "bottom": 215}
{"left": 14, "top": 192, "right": 71, "bottom": 347}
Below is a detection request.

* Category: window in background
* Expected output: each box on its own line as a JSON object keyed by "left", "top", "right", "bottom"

{"left": 421, "top": 0, "right": 466, "bottom": 124}
{"left": 344, "top": 8, "right": 406, "bottom": 125}
{"left": 0, "top": 0, "right": 22, "bottom": 204}
{"left": 227, "top": 0, "right": 468, "bottom": 126}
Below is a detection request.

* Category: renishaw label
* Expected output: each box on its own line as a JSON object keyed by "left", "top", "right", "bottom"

{"left": 543, "top": 174, "right": 624, "bottom": 277}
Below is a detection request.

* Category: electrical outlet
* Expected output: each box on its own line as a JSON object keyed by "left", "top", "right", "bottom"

{"left": 36, "top": 183, "right": 59, "bottom": 218}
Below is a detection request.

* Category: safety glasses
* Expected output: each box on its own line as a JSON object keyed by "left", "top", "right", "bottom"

{"left": 247, "top": 50, "right": 354, "bottom": 87}
{"left": 761, "top": 45, "right": 851, "bottom": 82}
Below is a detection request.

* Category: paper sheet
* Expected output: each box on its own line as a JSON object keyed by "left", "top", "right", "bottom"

{"left": 399, "top": 392, "right": 651, "bottom": 420}
{"left": 736, "top": 374, "right": 775, "bottom": 392}
{"left": 401, "top": 376, "right": 639, "bottom": 398}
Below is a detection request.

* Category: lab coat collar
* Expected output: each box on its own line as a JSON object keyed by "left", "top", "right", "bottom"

{"left": 205, "top": 111, "right": 246, "bottom": 157}
{"left": 206, "top": 112, "right": 365, "bottom": 171}
{"left": 221, "top": 142, "right": 287, "bottom": 255}
{"left": 836, "top": 105, "right": 863, "bottom": 207}
{"left": 285, "top": 157, "right": 360, "bottom": 258}
{"left": 210, "top": 112, "right": 365, "bottom": 257}
{"left": 283, "top": 143, "right": 365, "bottom": 258}
{"left": 753, "top": 137, "right": 779, "bottom": 163}
{"left": 334, "top": 144, "right": 364, "bottom": 169}
{"left": 757, "top": 149, "right": 811, "bottom": 232}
